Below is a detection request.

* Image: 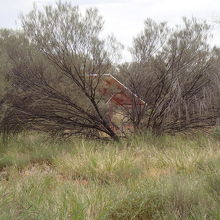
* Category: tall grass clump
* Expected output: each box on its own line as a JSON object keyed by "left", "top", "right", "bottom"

{"left": 0, "top": 132, "right": 220, "bottom": 219}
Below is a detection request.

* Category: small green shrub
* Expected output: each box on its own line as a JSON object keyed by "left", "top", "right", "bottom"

{"left": 211, "top": 127, "right": 220, "bottom": 139}
{"left": 105, "top": 183, "right": 166, "bottom": 220}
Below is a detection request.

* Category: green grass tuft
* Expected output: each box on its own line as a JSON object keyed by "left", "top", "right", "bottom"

{"left": 0, "top": 132, "right": 220, "bottom": 219}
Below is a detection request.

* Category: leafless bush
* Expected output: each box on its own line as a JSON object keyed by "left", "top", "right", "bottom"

{"left": 119, "top": 18, "right": 220, "bottom": 134}
{"left": 0, "top": 2, "right": 122, "bottom": 140}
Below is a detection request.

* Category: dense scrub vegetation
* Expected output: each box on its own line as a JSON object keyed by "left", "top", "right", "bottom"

{"left": 0, "top": 133, "right": 220, "bottom": 219}
{"left": 0, "top": 2, "right": 220, "bottom": 220}
{"left": 1, "top": 2, "right": 220, "bottom": 139}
